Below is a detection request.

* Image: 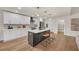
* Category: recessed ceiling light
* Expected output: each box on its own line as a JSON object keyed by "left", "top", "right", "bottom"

{"left": 17, "top": 7, "right": 21, "bottom": 9}
{"left": 15, "top": 10, "right": 18, "bottom": 13}
{"left": 37, "top": 14, "right": 39, "bottom": 16}
{"left": 40, "top": 18, "right": 43, "bottom": 22}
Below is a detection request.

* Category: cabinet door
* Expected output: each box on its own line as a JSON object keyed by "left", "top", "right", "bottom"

{"left": 3, "top": 12, "right": 12, "bottom": 24}
{"left": 16, "top": 15, "right": 30, "bottom": 24}
{"left": 11, "top": 13, "right": 21, "bottom": 24}
{"left": 20, "top": 16, "right": 26, "bottom": 24}
{"left": 24, "top": 17, "right": 30, "bottom": 24}
{"left": 33, "top": 33, "right": 42, "bottom": 45}
{"left": 3, "top": 12, "right": 30, "bottom": 24}
{"left": 10, "top": 14, "right": 16, "bottom": 24}
{"left": 3, "top": 12, "right": 17, "bottom": 24}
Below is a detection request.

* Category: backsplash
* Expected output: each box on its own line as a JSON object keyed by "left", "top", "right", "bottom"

{"left": 4, "top": 24, "right": 31, "bottom": 29}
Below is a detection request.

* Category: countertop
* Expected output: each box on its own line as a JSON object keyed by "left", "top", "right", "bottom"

{"left": 28, "top": 28, "right": 50, "bottom": 33}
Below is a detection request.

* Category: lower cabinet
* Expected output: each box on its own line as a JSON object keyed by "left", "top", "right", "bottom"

{"left": 33, "top": 33, "right": 43, "bottom": 46}
{"left": 3, "top": 29, "right": 28, "bottom": 42}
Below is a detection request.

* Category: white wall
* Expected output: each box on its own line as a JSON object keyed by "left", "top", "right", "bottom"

{"left": 45, "top": 18, "right": 58, "bottom": 33}
{"left": 64, "top": 7, "right": 79, "bottom": 37}
{"left": 50, "top": 16, "right": 65, "bottom": 33}
{"left": 64, "top": 14, "right": 79, "bottom": 37}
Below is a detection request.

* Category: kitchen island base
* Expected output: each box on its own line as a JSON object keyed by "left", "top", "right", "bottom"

{"left": 28, "top": 29, "right": 50, "bottom": 47}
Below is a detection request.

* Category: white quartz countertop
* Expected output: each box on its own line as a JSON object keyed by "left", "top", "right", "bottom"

{"left": 28, "top": 28, "right": 50, "bottom": 33}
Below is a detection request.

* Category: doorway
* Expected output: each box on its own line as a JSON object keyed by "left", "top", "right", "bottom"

{"left": 58, "top": 20, "right": 64, "bottom": 33}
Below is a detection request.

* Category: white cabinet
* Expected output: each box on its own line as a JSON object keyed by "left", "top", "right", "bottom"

{"left": 3, "top": 12, "right": 20, "bottom": 24}
{"left": 3, "top": 12, "right": 30, "bottom": 24}
{"left": 3, "top": 12, "right": 12, "bottom": 24}
{"left": 3, "top": 29, "right": 28, "bottom": 42}
{"left": 24, "top": 17, "right": 30, "bottom": 24}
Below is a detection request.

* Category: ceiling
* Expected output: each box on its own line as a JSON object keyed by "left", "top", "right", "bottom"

{"left": 0, "top": 7, "right": 71, "bottom": 18}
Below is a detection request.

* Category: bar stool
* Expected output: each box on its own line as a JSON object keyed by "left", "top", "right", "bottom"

{"left": 41, "top": 32, "right": 56, "bottom": 48}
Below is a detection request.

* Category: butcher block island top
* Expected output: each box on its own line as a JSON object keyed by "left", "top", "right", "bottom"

{"left": 28, "top": 28, "right": 50, "bottom": 33}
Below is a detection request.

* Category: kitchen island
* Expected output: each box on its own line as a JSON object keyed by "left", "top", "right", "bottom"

{"left": 28, "top": 28, "right": 50, "bottom": 46}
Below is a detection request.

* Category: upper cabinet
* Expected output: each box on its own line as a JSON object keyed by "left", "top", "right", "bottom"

{"left": 21, "top": 16, "right": 30, "bottom": 24}
{"left": 3, "top": 12, "right": 30, "bottom": 24}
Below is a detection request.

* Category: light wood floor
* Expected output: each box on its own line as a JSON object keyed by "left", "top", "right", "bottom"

{"left": 0, "top": 32, "right": 78, "bottom": 51}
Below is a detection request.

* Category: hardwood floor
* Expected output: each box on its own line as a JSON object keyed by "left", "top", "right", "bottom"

{"left": 0, "top": 32, "right": 78, "bottom": 51}
{"left": 65, "top": 35, "right": 78, "bottom": 51}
